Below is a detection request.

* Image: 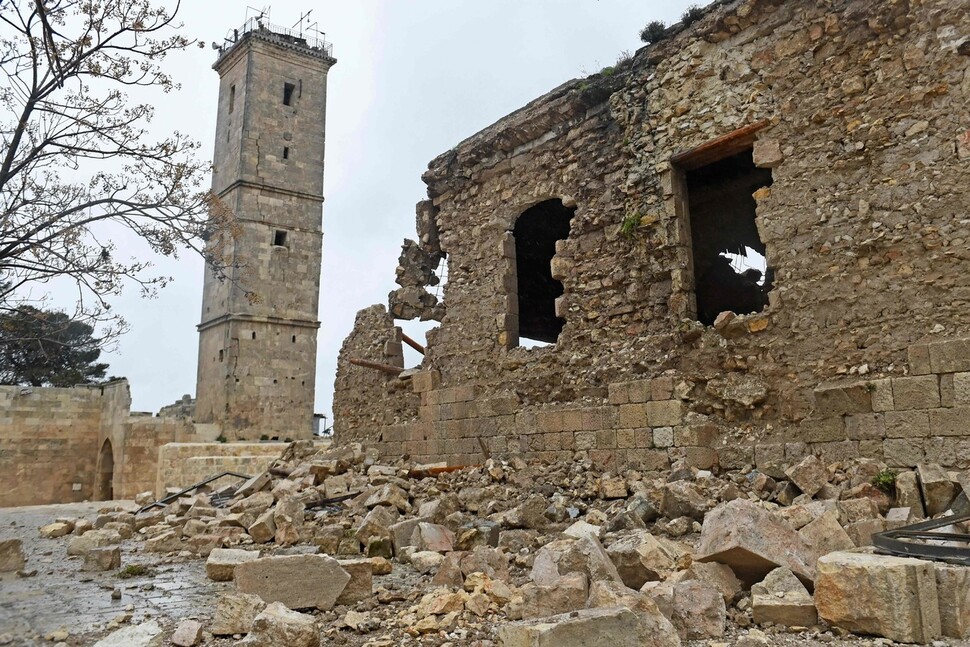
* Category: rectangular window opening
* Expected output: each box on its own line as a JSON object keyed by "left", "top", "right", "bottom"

{"left": 218, "top": 349, "right": 224, "bottom": 362}
{"left": 228, "top": 84, "right": 236, "bottom": 113}
{"left": 682, "top": 147, "right": 773, "bottom": 326}
{"left": 291, "top": 335, "right": 296, "bottom": 343}
{"left": 273, "top": 230, "right": 288, "bottom": 247}
{"left": 283, "top": 82, "right": 296, "bottom": 106}
{"left": 283, "top": 146, "right": 290, "bottom": 160}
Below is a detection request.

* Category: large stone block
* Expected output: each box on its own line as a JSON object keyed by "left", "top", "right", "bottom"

{"left": 206, "top": 548, "right": 260, "bottom": 582}
{"left": 605, "top": 531, "right": 687, "bottom": 589}
{"left": 815, "top": 551, "right": 941, "bottom": 643}
{"left": 785, "top": 455, "right": 828, "bottom": 496}
{"left": 936, "top": 564, "right": 970, "bottom": 639}
{"left": 798, "top": 509, "right": 855, "bottom": 560}
{"left": 336, "top": 558, "right": 373, "bottom": 605}
{"left": 696, "top": 499, "right": 816, "bottom": 586}
{"left": 585, "top": 581, "right": 680, "bottom": 646}
{"left": 928, "top": 338, "right": 970, "bottom": 374}
{"left": 210, "top": 592, "right": 267, "bottom": 635}
{"left": 813, "top": 383, "right": 871, "bottom": 416}
{"left": 498, "top": 606, "right": 676, "bottom": 647}
{"left": 237, "top": 602, "right": 319, "bottom": 647}
{"left": 235, "top": 554, "right": 351, "bottom": 611}
{"left": 917, "top": 463, "right": 957, "bottom": 516}
{"left": 891, "top": 376, "right": 940, "bottom": 410}
{"left": 752, "top": 567, "right": 817, "bottom": 627}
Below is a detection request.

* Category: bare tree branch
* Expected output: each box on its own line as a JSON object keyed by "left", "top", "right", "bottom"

{"left": 0, "top": 0, "right": 241, "bottom": 347}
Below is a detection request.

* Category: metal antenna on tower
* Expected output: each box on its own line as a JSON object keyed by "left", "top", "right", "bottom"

{"left": 293, "top": 10, "right": 312, "bottom": 37}
{"left": 245, "top": 5, "right": 270, "bottom": 24}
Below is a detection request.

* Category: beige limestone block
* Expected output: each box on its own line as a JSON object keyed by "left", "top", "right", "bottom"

{"left": 235, "top": 554, "right": 351, "bottom": 611}
{"left": 815, "top": 551, "right": 940, "bottom": 643}
{"left": 696, "top": 499, "right": 816, "bottom": 586}
{"left": 210, "top": 592, "right": 266, "bottom": 635}
{"left": 236, "top": 602, "right": 319, "bottom": 647}
{"left": 751, "top": 567, "right": 817, "bottom": 627}
{"left": 205, "top": 548, "right": 260, "bottom": 582}
{"left": 498, "top": 606, "right": 668, "bottom": 647}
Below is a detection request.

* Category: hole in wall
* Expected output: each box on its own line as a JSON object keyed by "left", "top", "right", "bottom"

{"left": 283, "top": 146, "right": 289, "bottom": 160}
{"left": 687, "top": 149, "right": 773, "bottom": 326}
{"left": 513, "top": 199, "right": 575, "bottom": 345}
{"left": 273, "top": 230, "right": 288, "bottom": 247}
{"left": 251, "top": 331, "right": 257, "bottom": 340}
{"left": 283, "top": 82, "right": 295, "bottom": 106}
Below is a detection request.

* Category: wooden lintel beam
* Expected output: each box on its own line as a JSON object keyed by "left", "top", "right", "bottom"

{"left": 401, "top": 332, "right": 425, "bottom": 355}
{"left": 670, "top": 120, "right": 771, "bottom": 171}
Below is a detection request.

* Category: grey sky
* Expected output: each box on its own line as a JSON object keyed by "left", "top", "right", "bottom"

{"left": 93, "top": 0, "right": 700, "bottom": 422}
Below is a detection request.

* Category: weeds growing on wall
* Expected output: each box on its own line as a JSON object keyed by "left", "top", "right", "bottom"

{"left": 640, "top": 20, "right": 667, "bottom": 44}
{"left": 681, "top": 5, "right": 706, "bottom": 26}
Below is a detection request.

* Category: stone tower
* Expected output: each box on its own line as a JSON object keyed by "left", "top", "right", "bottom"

{"left": 195, "top": 20, "right": 335, "bottom": 440}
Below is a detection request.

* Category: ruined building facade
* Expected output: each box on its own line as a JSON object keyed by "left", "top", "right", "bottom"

{"left": 196, "top": 22, "right": 336, "bottom": 440}
{"left": 335, "top": 0, "right": 970, "bottom": 475}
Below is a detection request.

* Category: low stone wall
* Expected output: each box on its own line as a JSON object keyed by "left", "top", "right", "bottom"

{"left": 154, "top": 442, "right": 287, "bottom": 496}
{"left": 355, "top": 337, "right": 970, "bottom": 475}
{"left": 757, "top": 337, "right": 970, "bottom": 474}
{"left": 0, "top": 383, "right": 124, "bottom": 507}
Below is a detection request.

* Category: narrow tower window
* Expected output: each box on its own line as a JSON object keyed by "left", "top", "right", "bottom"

{"left": 229, "top": 84, "right": 236, "bottom": 113}
{"left": 273, "top": 230, "right": 288, "bottom": 247}
{"left": 283, "top": 82, "right": 296, "bottom": 106}
{"left": 283, "top": 146, "right": 290, "bottom": 160}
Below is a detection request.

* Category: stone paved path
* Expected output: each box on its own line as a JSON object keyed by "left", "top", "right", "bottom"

{"left": 0, "top": 501, "right": 227, "bottom": 646}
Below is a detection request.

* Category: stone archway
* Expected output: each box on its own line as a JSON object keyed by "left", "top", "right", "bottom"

{"left": 95, "top": 439, "right": 114, "bottom": 501}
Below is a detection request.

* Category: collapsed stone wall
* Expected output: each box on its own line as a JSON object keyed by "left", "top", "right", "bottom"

{"left": 334, "top": 0, "right": 970, "bottom": 472}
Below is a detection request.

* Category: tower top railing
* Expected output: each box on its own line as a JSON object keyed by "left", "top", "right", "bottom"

{"left": 216, "top": 17, "right": 334, "bottom": 61}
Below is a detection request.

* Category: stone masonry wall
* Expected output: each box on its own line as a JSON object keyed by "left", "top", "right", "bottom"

{"left": 154, "top": 442, "right": 288, "bottom": 496}
{"left": 335, "top": 0, "right": 970, "bottom": 474}
{"left": 0, "top": 382, "right": 122, "bottom": 507}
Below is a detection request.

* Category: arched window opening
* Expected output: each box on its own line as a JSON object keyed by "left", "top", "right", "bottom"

{"left": 513, "top": 199, "right": 576, "bottom": 345}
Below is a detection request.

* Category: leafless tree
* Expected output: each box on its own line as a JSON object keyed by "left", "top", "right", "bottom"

{"left": 0, "top": 0, "right": 240, "bottom": 346}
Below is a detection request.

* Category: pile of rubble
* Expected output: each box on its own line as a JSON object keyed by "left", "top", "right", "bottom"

{"left": 28, "top": 441, "right": 970, "bottom": 646}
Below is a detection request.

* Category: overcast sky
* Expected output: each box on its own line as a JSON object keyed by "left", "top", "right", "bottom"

{"left": 92, "top": 0, "right": 701, "bottom": 422}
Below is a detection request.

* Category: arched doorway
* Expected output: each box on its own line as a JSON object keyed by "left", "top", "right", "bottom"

{"left": 96, "top": 439, "right": 114, "bottom": 501}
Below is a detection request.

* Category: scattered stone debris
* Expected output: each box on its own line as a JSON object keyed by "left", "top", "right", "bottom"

{"left": 20, "top": 440, "right": 970, "bottom": 645}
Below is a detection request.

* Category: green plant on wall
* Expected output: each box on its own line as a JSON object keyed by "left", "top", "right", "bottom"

{"left": 620, "top": 213, "right": 642, "bottom": 240}
{"left": 640, "top": 20, "right": 667, "bottom": 44}
{"left": 681, "top": 5, "right": 706, "bottom": 26}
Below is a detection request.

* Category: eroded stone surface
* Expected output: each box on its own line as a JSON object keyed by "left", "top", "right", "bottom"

{"left": 235, "top": 554, "right": 351, "bottom": 611}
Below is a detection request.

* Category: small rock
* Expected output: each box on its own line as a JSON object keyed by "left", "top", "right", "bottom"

{"left": 171, "top": 619, "right": 203, "bottom": 647}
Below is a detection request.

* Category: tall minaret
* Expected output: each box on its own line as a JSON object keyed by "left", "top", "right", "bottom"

{"left": 195, "top": 19, "right": 335, "bottom": 440}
